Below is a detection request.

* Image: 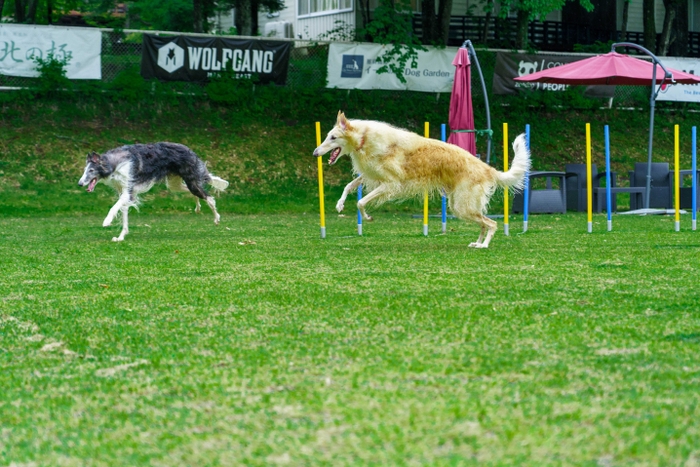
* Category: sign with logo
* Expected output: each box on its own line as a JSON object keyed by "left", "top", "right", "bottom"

{"left": 340, "top": 55, "right": 363, "bottom": 78}
{"left": 656, "top": 57, "right": 700, "bottom": 102}
{"left": 327, "top": 43, "right": 457, "bottom": 93}
{"left": 493, "top": 52, "right": 615, "bottom": 98}
{"left": 141, "top": 34, "right": 291, "bottom": 84}
{"left": 0, "top": 24, "right": 101, "bottom": 79}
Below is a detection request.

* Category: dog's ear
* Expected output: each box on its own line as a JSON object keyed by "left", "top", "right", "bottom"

{"left": 88, "top": 152, "right": 100, "bottom": 164}
{"left": 337, "top": 111, "right": 351, "bottom": 131}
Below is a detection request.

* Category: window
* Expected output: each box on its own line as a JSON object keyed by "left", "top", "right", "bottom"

{"left": 298, "top": 0, "right": 353, "bottom": 17}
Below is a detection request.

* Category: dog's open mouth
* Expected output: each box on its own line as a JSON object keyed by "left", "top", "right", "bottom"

{"left": 86, "top": 178, "right": 97, "bottom": 192}
{"left": 328, "top": 147, "right": 341, "bottom": 165}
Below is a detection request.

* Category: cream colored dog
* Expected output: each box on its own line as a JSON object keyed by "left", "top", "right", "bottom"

{"left": 313, "top": 111, "right": 531, "bottom": 248}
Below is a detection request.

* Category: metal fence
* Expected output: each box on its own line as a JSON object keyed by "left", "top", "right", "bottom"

{"left": 0, "top": 28, "right": 650, "bottom": 107}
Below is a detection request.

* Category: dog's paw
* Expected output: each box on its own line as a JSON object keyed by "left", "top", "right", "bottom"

{"left": 103, "top": 218, "right": 113, "bottom": 227}
{"left": 214, "top": 214, "right": 221, "bottom": 225}
{"left": 469, "top": 242, "right": 488, "bottom": 249}
{"left": 111, "top": 236, "right": 124, "bottom": 242}
{"left": 365, "top": 215, "right": 374, "bottom": 222}
{"left": 336, "top": 200, "right": 345, "bottom": 212}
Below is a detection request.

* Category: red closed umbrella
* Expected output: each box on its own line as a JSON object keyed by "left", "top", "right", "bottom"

{"left": 447, "top": 47, "right": 477, "bottom": 156}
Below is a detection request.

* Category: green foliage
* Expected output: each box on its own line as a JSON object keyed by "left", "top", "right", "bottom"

{"left": 205, "top": 72, "right": 258, "bottom": 107}
{"left": 106, "top": 66, "right": 150, "bottom": 102}
{"left": 316, "top": 20, "right": 356, "bottom": 42}
{"left": 31, "top": 52, "right": 73, "bottom": 98}
{"left": 357, "top": 0, "right": 427, "bottom": 84}
{"left": 127, "top": 0, "right": 195, "bottom": 32}
{"left": 500, "top": 0, "right": 594, "bottom": 18}
{"left": 574, "top": 40, "right": 615, "bottom": 53}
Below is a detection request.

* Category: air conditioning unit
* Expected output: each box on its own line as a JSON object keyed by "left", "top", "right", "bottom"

{"left": 264, "top": 21, "right": 294, "bottom": 38}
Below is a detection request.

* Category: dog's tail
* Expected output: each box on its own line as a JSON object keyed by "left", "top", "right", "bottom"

{"left": 209, "top": 175, "right": 229, "bottom": 192}
{"left": 495, "top": 133, "right": 531, "bottom": 192}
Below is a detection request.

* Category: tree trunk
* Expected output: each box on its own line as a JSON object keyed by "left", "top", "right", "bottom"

{"left": 669, "top": 0, "right": 688, "bottom": 56}
{"left": 658, "top": 1, "right": 676, "bottom": 56}
{"left": 26, "top": 0, "right": 38, "bottom": 23}
{"left": 250, "top": 0, "right": 259, "bottom": 36}
{"left": 235, "top": 0, "right": 253, "bottom": 36}
{"left": 479, "top": 0, "right": 494, "bottom": 44}
{"left": 516, "top": 9, "right": 529, "bottom": 50}
{"left": 47, "top": 0, "right": 52, "bottom": 24}
{"left": 643, "top": 0, "right": 656, "bottom": 53}
{"left": 421, "top": 0, "right": 437, "bottom": 44}
{"left": 436, "top": 0, "right": 453, "bottom": 46}
{"left": 0, "top": 0, "right": 6, "bottom": 21}
{"left": 620, "top": 0, "right": 630, "bottom": 39}
{"left": 193, "top": 0, "right": 204, "bottom": 32}
{"left": 15, "top": 0, "right": 25, "bottom": 23}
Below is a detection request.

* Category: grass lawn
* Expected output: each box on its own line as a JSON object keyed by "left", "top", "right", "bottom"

{"left": 2, "top": 205, "right": 700, "bottom": 466}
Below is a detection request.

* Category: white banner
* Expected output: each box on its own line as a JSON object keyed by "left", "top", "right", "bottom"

{"left": 327, "top": 43, "right": 458, "bottom": 93}
{"left": 0, "top": 24, "right": 101, "bottom": 79}
{"left": 656, "top": 57, "right": 700, "bottom": 102}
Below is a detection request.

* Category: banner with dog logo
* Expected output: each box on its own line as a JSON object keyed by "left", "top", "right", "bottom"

{"left": 0, "top": 24, "right": 101, "bottom": 79}
{"left": 141, "top": 34, "right": 291, "bottom": 85}
{"left": 493, "top": 52, "right": 615, "bottom": 98}
{"left": 326, "top": 43, "right": 458, "bottom": 93}
{"left": 655, "top": 57, "right": 700, "bottom": 102}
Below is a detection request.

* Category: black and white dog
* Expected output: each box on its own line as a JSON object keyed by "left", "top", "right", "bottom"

{"left": 78, "top": 142, "right": 229, "bottom": 242}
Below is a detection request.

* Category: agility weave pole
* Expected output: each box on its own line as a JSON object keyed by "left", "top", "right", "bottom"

{"left": 315, "top": 122, "right": 326, "bottom": 239}
{"left": 441, "top": 124, "right": 447, "bottom": 234}
{"left": 357, "top": 181, "right": 363, "bottom": 236}
{"left": 423, "top": 122, "right": 430, "bottom": 237}
{"left": 675, "top": 124, "right": 681, "bottom": 232}
{"left": 605, "top": 125, "right": 613, "bottom": 231}
{"left": 693, "top": 126, "right": 697, "bottom": 231}
{"left": 522, "top": 124, "right": 530, "bottom": 233}
{"left": 586, "top": 123, "right": 593, "bottom": 234}
{"left": 503, "top": 123, "right": 509, "bottom": 236}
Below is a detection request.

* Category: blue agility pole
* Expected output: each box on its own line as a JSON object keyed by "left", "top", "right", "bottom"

{"left": 605, "top": 125, "right": 613, "bottom": 231}
{"left": 357, "top": 179, "right": 363, "bottom": 236}
{"left": 523, "top": 125, "right": 531, "bottom": 233}
{"left": 693, "top": 126, "right": 697, "bottom": 231}
{"left": 441, "top": 123, "right": 447, "bottom": 234}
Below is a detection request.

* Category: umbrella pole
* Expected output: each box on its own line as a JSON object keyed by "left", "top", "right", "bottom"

{"left": 645, "top": 65, "right": 657, "bottom": 210}
{"left": 612, "top": 43, "right": 673, "bottom": 211}
{"left": 463, "top": 40, "right": 492, "bottom": 164}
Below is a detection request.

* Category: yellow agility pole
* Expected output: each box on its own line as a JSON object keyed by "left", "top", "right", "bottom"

{"left": 675, "top": 124, "right": 681, "bottom": 232}
{"left": 503, "top": 123, "right": 509, "bottom": 236}
{"left": 586, "top": 123, "right": 593, "bottom": 233}
{"left": 423, "top": 122, "right": 429, "bottom": 236}
{"left": 315, "top": 122, "right": 326, "bottom": 239}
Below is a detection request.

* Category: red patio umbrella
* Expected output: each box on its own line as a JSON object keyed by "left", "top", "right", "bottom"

{"left": 513, "top": 51, "right": 700, "bottom": 86}
{"left": 514, "top": 43, "right": 700, "bottom": 210}
{"left": 447, "top": 47, "right": 477, "bottom": 156}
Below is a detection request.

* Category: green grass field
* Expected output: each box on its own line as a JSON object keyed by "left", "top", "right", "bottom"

{"left": 2, "top": 205, "right": 700, "bottom": 465}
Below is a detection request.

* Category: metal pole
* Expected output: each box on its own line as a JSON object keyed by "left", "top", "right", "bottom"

{"left": 611, "top": 42, "right": 673, "bottom": 210}
{"left": 645, "top": 63, "right": 657, "bottom": 210}
{"left": 463, "top": 40, "right": 492, "bottom": 164}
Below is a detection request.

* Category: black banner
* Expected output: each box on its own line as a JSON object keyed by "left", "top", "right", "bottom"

{"left": 492, "top": 52, "right": 615, "bottom": 98}
{"left": 141, "top": 34, "right": 291, "bottom": 85}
